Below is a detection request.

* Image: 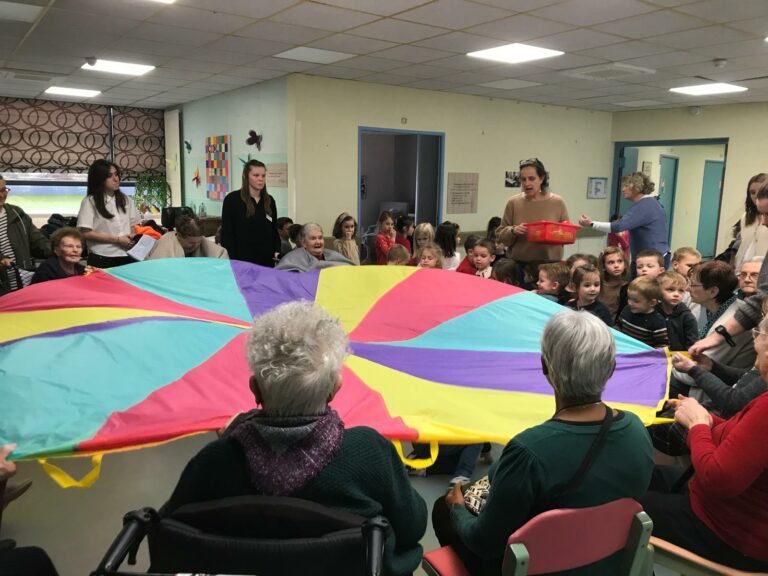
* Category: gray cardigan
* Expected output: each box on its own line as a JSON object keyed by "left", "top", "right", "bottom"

{"left": 0, "top": 204, "right": 51, "bottom": 290}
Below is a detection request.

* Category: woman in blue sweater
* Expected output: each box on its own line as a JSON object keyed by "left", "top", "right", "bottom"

{"left": 580, "top": 172, "right": 669, "bottom": 273}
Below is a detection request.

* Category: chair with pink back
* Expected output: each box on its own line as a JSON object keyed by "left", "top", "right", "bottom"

{"left": 422, "top": 497, "right": 653, "bottom": 576}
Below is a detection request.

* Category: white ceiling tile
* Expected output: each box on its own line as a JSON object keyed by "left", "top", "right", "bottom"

{"left": 712, "top": 53, "right": 768, "bottom": 70}
{"left": 447, "top": 69, "right": 509, "bottom": 84}
{"left": 148, "top": 5, "right": 253, "bottom": 34}
{"left": 534, "top": 54, "right": 609, "bottom": 70}
{"left": 405, "top": 78, "right": 463, "bottom": 90}
{"left": 621, "top": 50, "right": 710, "bottom": 68}
{"left": 450, "top": 85, "right": 506, "bottom": 96}
{"left": 3, "top": 60, "right": 75, "bottom": 75}
{"left": 176, "top": 82, "right": 229, "bottom": 92}
{"left": 396, "top": 0, "right": 512, "bottom": 29}
{"left": 251, "top": 56, "right": 317, "bottom": 72}
{"left": 470, "top": 0, "right": 560, "bottom": 11}
{"left": 651, "top": 25, "right": 755, "bottom": 50}
{"left": 466, "top": 14, "right": 574, "bottom": 42}
{"left": 307, "top": 33, "right": 396, "bottom": 54}
{"left": 127, "top": 77, "right": 189, "bottom": 88}
{"left": 342, "top": 55, "right": 410, "bottom": 71}
{"left": 350, "top": 18, "right": 448, "bottom": 43}
{"left": 131, "top": 22, "right": 222, "bottom": 47}
{"left": 31, "top": 7, "right": 140, "bottom": 36}
{"left": 154, "top": 67, "right": 213, "bottom": 81}
{"left": 515, "top": 71, "right": 575, "bottom": 84}
{"left": 575, "top": 40, "right": 671, "bottom": 61}
{"left": 360, "top": 72, "right": 423, "bottom": 85}
{"left": 483, "top": 62, "right": 549, "bottom": 76}
{"left": 386, "top": 63, "right": 455, "bottom": 78}
{"left": 738, "top": 77, "right": 768, "bottom": 89}
{"left": 305, "top": 65, "right": 369, "bottom": 79}
{"left": 556, "top": 77, "right": 626, "bottom": 89}
{"left": 0, "top": 20, "right": 31, "bottom": 37}
{"left": 271, "top": 3, "right": 379, "bottom": 31}
{"left": 676, "top": 0, "right": 768, "bottom": 24}
{"left": 535, "top": 29, "right": 626, "bottom": 52}
{"left": 706, "top": 67, "right": 768, "bottom": 82}
{"left": 53, "top": 0, "right": 165, "bottom": 20}
{"left": 225, "top": 66, "right": 287, "bottom": 80}
{"left": 371, "top": 45, "right": 453, "bottom": 63}
{"left": 593, "top": 10, "right": 709, "bottom": 38}
{"left": 429, "top": 54, "right": 501, "bottom": 70}
{"left": 164, "top": 58, "right": 233, "bottom": 74}
{"left": 413, "top": 32, "right": 507, "bottom": 53}
{"left": 130, "top": 101, "right": 171, "bottom": 109}
{"left": 662, "top": 58, "right": 760, "bottom": 78}
{"left": 204, "top": 74, "right": 256, "bottom": 86}
{"left": 182, "top": 48, "right": 258, "bottom": 66}
{"left": 108, "top": 38, "right": 190, "bottom": 59}
{"left": 728, "top": 15, "right": 768, "bottom": 35}
{"left": 177, "top": 0, "right": 299, "bottom": 19}
{"left": 532, "top": 0, "right": 654, "bottom": 27}
{"left": 692, "top": 39, "right": 768, "bottom": 59}
{"left": 314, "top": 0, "right": 432, "bottom": 16}
{"left": 235, "top": 21, "right": 331, "bottom": 44}
{"left": 204, "top": 36, "right": 293, "bottom": 55}
{"left": 642, "top": 75, "right": 706, "bottom": 88}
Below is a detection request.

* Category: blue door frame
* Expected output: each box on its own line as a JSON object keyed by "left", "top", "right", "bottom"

{"left": 611, "top": 138, "right": 729, "bottom": 248}
{"left": 357, "top": 127, "right": 445, "bottom": 230}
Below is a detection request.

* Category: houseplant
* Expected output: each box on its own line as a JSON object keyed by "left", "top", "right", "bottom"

{"left": 133, "top": 171, "right": 170, "bottom": 215}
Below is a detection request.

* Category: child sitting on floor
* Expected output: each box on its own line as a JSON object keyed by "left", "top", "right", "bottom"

{"left": 617, "top": 275, "right": 669, "bottom": 347}
{"left": 536, "top": 262, "right": 569, "bottom": 302}
{"left": 472, "top": 239, "right": 496, "bottom": 278}
{"left": 416, "top": 243, "right": 443, "bottom": 269}
{"left": 491, "top": 259, "right": 518, "bottom": 286}
{"left": 565, "top": 264, "right": 613, "bottom": 325}
{"left": 635, "top": 249, "right": 665, "bottom": 278}
{"left": 387, "top": 244, "right": 410, "bottom": 266}
{"left": 598, "top": 246, "right": 629, "bottom": 319}
{"left": 656, "top": 270, "right": 698, "bottom": 351}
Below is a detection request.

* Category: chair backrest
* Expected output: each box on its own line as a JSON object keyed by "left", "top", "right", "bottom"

{"left": 148, "top": 495, "right": 381, "bottom": 576}
{"left": 503, "top": 498, "right": 645, "bottom": 575}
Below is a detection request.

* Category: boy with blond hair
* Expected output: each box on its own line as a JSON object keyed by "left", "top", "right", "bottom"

{"left": 617, "top": 275, "right": 669, "bottom": 347}
{"left": 656, "top": 270, "right": 698, "bottom": 350}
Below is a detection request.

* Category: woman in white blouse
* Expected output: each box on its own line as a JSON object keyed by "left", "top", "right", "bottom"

{"left": 77, "top": 159, "right": 141, "bottom": 268}
{"left": 733, "top": 173, "right": 768, "bottom": 273}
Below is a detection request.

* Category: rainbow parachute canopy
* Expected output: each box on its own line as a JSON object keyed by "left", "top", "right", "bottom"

{"left": 0, "top": 260, "right": 668, "bottom": 462}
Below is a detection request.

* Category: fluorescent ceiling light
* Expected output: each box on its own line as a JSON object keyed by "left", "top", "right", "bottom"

{"left": 82, "top": 59, "right": 155, "bottom": 76}
{"left": 0, "top": 1, "right": 43, "bottom": 22}
{"left": 669, "top": 82, "right": 747, "bottom": 96}
{"left": 148, "top": 0, "right": 176, "bottom": 3}
{"left": 480, "top": 79, "right": 541, "bottom": 90}
{"left": 467, "top": 43, "right": 563, "bottom": 64}
{"left": 45, "top": 86, "right": 101, "bottom": 98}
{"left": 274, "top": 47, "right": 355, "bottom": 65}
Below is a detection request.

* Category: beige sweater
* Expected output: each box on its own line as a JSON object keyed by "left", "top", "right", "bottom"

{"left": 499, "top": 192, "right": 569, "bottom": 262}
{"left": 147, "top": 231, "right": 229, "bottom": 260}
{"left": 332, "top": 238, "right": 360, "bottom": 265}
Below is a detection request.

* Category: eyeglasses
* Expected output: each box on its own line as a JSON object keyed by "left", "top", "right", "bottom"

{"left": 519, "top": 158, "right": 540, "bottom": 168}
{"left": 739, "top": 272, "right": 759, "bottom": 279}
{"left": 752, "top": 328, "right": 768, "bottom": 339}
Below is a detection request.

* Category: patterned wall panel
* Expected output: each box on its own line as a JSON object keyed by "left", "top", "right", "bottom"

{"left": 0, "top": 98, "right": 165, "bottom": 179}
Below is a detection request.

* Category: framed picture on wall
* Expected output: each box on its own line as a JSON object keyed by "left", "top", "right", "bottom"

{"left": 642, "top": 161, "right": 652, "bottom": 177}
{"left": 587, "top": 177, "right": 608, "bottom": 199}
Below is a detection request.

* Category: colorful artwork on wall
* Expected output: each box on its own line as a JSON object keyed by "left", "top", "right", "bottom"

{"left": 205, "top": 134, "right": 230, "bottom": 201}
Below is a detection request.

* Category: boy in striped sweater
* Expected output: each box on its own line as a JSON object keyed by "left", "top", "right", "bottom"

{"left": 618, "top": 275, "right": 669, "bottom": 348}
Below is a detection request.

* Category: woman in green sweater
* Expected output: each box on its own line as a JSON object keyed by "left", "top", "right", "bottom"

{"left": 433, "top": 310, "right": 654, "bottom": 575}
{"left": 162, "top": 301, "right": 426, "bottom": 576}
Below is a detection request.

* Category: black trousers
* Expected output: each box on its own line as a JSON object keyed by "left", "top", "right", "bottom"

{"left": 86, "top": 254, "right": 134, "bottom": 269}
{"left": 431, "top": 495, "right": 493, "bottom": 576}
{"left": 641, "top": 466, "right": 768, "bottom": 572}
{"left": 0, "top": 546, "right": 59, "bottom": 576}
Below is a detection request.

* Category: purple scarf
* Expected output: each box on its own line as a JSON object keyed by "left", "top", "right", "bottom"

{"left": 225, "top": 408, "right": 344, "bottom": 496}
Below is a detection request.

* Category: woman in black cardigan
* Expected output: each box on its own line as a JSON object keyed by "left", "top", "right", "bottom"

{"left": 221, "top": 160, "right": 280, "bottom": 266}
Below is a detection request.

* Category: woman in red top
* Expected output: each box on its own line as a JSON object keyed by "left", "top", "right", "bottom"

{"left": 375, "top": 211, "right": 396, "bottom": 265}
{"left": 641, "top": 317, "right": 768, "bottom": 571}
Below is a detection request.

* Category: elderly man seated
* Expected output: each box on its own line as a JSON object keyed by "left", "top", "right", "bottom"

{"left": 162, "top": 301, "right": 426, "bottom": 576}
{"left": 276, "top": 222, "right": 354, "bottom": 272}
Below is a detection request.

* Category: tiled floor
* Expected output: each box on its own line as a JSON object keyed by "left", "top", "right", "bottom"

{"left": 2, "top": 437, "right": 677, "bottom": 575}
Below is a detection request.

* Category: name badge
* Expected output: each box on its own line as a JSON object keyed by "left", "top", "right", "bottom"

{"left": 266, "top": 215, "right": 273, "bottom": 222}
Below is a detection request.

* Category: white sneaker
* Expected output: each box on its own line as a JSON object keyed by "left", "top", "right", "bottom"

{"left": 450, "top": 475, "right": 471, "bottom": 486}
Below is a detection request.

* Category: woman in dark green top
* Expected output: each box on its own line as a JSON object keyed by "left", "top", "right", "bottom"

{"left": 162, "top": 301, "right": 427, "bottom": 576}
{"left": 433, "top": 310, "right": 654, "bottom": 575}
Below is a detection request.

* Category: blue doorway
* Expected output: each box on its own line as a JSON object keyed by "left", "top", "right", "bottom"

{"left": 697, "top": 160, "right": 724, "bottom": 259}
{"left": 658, "top": 155, "right": 678, "bottom": 244}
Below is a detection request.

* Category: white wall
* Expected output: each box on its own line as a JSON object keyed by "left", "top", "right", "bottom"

{"left": 613, "top": 103, "right": 768, "bottom": 252}
{"left": 180, "top": 78, "right": 288, "bottom": 218}
{"left": 289, "top": 74, "right": 613, "bottom": 255}
{"left": 633, "top": 144, "right": 726, "bottom": 251}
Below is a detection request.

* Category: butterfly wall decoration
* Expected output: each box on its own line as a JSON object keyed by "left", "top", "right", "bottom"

{"left": 246, "top": 130, "right": 262, "bottom": 151}
{"left": 184, "top": 140, "right": 192, "bottom": 153}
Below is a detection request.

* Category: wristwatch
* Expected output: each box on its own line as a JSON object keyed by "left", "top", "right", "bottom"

{"left": 714, "top": 325, "right": 736, "bottom": 347}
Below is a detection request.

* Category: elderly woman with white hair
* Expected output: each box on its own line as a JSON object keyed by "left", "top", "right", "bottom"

{"left": 162, "top": 301, "right": 426, "bottom": 576}
{"left": 432, "top": 310, "right": 653, "bottom": 575}
{"left": 275, "top": 222, "right": 355, "bottom": 272}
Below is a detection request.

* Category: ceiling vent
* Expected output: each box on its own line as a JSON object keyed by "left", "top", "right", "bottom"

{"left": 561, "top": 63, "right": 656, "bottom": 81}
{"left": 1, "top": 68, "right": 62, "bottom": 83}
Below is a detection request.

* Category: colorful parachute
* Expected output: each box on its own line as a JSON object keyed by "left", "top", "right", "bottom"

{"left": 0, "top": 259, "right": 668, "bottom": 470}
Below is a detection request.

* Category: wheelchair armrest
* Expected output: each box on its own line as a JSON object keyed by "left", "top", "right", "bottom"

{"left": 363, "top": 516, "right": 390, "bottom": 576}
{"left": 92, "top": 508, "right": 158, "bottom": 575}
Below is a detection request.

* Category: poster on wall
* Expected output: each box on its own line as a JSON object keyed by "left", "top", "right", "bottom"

{"left": 205, "top": 134, "right": 230, "bottom": 201}
{"left": 447, "top": 172, "right": 479, "bottom": 214}
{"left": 642, "top": 161, "right": 652, "bottom": 177}
{"left": 266, "top": 163, "right": 288, "bottom": 188}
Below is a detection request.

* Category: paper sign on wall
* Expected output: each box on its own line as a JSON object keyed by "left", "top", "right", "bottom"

{"left": 447, "top": 172, "right": 479, "bottom": 214}
{"left": 205, "top": 134, "right": 230, "bottom": 201}
{"left": 266, "top": 163, "right": 288, "bottom": 188}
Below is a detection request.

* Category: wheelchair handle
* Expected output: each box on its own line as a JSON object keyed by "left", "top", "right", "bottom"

{"left": 93, "top": 507, "right": 157, "bottom": 574}
{"left": 363, "top": 516, "right": 390, "bottom": 576}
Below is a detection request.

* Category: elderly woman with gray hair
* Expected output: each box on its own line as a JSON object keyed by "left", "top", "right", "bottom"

{"left": 275, "top": 222, "right": 354, "bottom": 272}
{"left": 162, "top": 301, "right": 426, "bottom": 576}
{"left": 432, "top": 310, "right": 653, "bottom": 575}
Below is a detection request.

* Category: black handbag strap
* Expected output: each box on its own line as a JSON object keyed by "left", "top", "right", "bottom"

{"left": 535, "top": 404, "right": 614, "bottom": 512}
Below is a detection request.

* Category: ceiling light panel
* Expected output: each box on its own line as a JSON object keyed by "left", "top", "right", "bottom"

{"left": 670, "top": 82, "right": 748, "bottom": 95}
{"left": 82, "top": 59, "right": 155, "bottom": 76}
{"left": 468, "top": 43, "right": 564, "bottom": 64}
{"left": 45, "top": 86, "right": 101, "bottom": 97}
{"left": 0, "top": 1, "right": 43, "bottom": 23}
{"left": 273, "top": 47, "right": 355, "bottom": 64}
